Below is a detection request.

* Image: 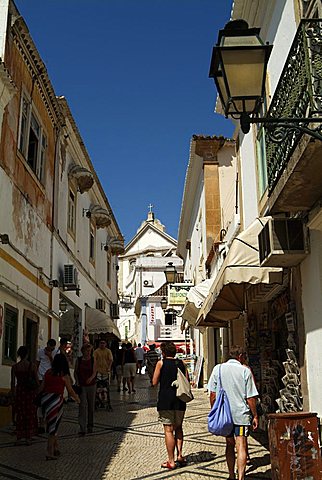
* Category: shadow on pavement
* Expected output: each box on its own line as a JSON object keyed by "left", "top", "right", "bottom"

{"left": 246, "top": 453, "right": 272, "bottom": 478}
{"left": 184, "top": 450, "right": 217, "bottom": 464}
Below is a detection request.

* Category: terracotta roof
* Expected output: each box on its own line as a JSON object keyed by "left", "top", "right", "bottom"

{"left": 192, "top": 134, "right": 235, "bottom": 143}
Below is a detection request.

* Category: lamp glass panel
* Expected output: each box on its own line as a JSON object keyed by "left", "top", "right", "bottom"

{"left": 222, "top": 34, "right": 262, "bottom": 47}
{"left": 216, "top": 74, "right": 229, "bottom": 106}
{"left": 221, "top": 49, "right": 266, "bottom": 98}
{"left": 227, "top": 98, "right": 258, "bottom": 115}
{"left": 164, "top": 264, "right": 176, "bottom": 283}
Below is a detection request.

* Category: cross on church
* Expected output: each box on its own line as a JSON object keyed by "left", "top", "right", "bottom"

{"left": 148, "top": 203, "right": 154, "bottom": 213}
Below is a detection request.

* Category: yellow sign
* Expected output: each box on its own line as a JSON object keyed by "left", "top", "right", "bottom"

{"left": 168, "top": 284, "right": 192, "bottom": 306}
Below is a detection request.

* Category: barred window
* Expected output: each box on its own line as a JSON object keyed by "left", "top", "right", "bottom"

{"left": 3, "top": 305, "right": 18, "bottom": 364}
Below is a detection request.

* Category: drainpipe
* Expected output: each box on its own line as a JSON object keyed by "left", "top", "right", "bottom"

{"left": 140, "top": 298, "right": 147, "bottom": 345}
{"left": 49, "top": 123, "right": 62, "bottom": 339}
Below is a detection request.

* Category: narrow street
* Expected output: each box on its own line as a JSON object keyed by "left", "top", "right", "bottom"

{"left": 0, "top": 373, "right": 271, "bottom": 480}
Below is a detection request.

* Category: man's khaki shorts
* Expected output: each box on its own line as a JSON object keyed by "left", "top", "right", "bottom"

{"left": 158, "top": 410, "right": 185, "bottom": 427}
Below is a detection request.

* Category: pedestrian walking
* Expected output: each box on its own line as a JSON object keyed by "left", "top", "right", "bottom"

{"left": 207, "top": 345, "right": 259, "bottom": 480}
{"left": 135, "top": 343, "right": 145, "bottom": 374}
{"left": 152, "top": 341, "right": 188, "bottom": 471}
{"left": 74, "top": 343, "right": 97, "bottom": 435}
{"left": 36, "top": 339, "right": 58, "bottom": 381}
{"left": 145, "top": 344, "right": 159, "bottom": 386}
{"left": 36, "top": 339, "right": 58, "bottom": 432}
{"left": 40, "top": 353, "right": 80, "bottom": 460}
{"left": 93, "top": 339, "right": 113, "bottom": 410}
{"left": 11, "top": 346, "right": 39, "bottom": 445}
{"left": 123, "top": 343, "right": 137, "bottom": 393}
{"left": 115, "top": 343, "right": 127, "bottom": 392}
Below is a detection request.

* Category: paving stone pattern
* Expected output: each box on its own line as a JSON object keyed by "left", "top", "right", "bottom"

{"left": 0, "top": 373, "right": 272, "bottom": 479}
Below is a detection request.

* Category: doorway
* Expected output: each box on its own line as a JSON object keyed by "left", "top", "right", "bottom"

{"left": 24, "top": 311, "right": 39, "bottom": 362}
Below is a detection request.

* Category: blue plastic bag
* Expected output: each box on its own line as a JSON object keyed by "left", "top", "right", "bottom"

{"left": 208, "top": 365, "right": 233, "bottom": 436}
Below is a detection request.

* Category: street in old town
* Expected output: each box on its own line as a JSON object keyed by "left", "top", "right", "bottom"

{"left": 0, "top": 373, "right": 271, "bottom": 480}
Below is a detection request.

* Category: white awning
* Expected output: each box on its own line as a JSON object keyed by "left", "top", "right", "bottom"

{"left": 180, "top": 279, "right": 213, "bottom": 329}
{"left": 196, "top": 217, "right": 283, "bottom": 327}
{"left": 85, "top": 306, "right": 121, "bottom": 339}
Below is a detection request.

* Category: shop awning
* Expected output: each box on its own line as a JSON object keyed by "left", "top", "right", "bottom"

{"left": 85, "top": 306, "right": 121, "bottom": 339}
{"left": 68, "top": 163, "right": 94, "bottom": 194}
{"left": 196, "top": 217, "right": 283, "bottom": 327}
{"left": 180, "top": 279, "right": 213, "bottom": 330}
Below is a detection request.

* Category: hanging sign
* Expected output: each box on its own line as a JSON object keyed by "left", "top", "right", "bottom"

{"left": 168, "top": 284, "right": 192, "bottom": 306}
{"left": 149, "top": 304, "right": 156, "bottom": 325}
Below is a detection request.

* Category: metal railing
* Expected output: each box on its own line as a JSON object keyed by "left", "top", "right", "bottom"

{"left": 266, "top": 19, "right": 322, "bottom": 193}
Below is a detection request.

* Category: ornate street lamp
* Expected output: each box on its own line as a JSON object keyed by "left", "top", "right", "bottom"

{"left": 209, "top": 19, "right": 322, "bottom": 139}
{"left": 160, "top": 297, "right": 168, "bottom": 310}
{"left": 164, "top": 262, "right": 177, "bottom": 284}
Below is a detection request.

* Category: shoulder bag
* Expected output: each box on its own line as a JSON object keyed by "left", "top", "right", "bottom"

{"left": 171, "top": 361, "right": 194, "bottom": 403}
{"left": 208, "top": 365, "right": 233, "bottom": 436}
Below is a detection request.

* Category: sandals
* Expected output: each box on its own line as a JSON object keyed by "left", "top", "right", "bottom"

{"left": 161, "top": 461, "right": 176, "bottom": 470}
{"left": 176, "top": 457, "right": 187, "bottom": 467}
{"left": 45, "top": 455, "right": 57, "bottom": 461}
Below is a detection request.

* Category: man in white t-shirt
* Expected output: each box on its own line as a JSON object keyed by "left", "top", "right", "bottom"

{"left": 135, "top": 343, "right": 145, "bottom": 374}
{"left": 208, "top": 345, "right": 258, "bottom": 480}
{"left": 35, "top": 338, "right": 58, "bottom": 432}
{"left": 36, "top": 339, "right": 57, "bottom": 380}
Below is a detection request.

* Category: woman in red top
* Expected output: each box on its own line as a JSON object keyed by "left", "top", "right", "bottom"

{"left": 41, "top": 354, "right": 80, "bottom": 460}
{"left": 74, "top": 343, "right": 97, "bottom": 435}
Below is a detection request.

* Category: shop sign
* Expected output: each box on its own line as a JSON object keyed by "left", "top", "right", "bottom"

{"left": 168, "top": 284, "right": 192, "bottom": 306}
{"left": 149, "top": 304, "right": 156, "bottom": 325}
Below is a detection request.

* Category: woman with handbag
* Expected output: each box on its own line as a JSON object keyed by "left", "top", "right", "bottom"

{"left": 11, "top": 346, "right": 39, "bottom": 445}
{"left": 152, "top": 342, "right": 188, "bottom": 470}
{"left": 41, "top": 353, "right": 80, "bottom": 460}
{"left": 74, "top": 343, "right": 97, "bottom": 435}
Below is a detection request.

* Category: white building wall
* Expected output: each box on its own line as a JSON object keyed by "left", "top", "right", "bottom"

{"left": 266, "top": 0, "right": 297, "bottom": 94}
{"left": 239, "top": 132, "right": 259, "bottom": 228}
{"left": 0, "top": 0, "right": 9, "bottom": 60}
{"left": 301, "top": 228, "right": 322, "bottom": 418}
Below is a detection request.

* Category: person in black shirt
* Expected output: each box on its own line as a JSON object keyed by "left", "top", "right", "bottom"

{"left": 145, "top": 344, "right": 159, "bottom": 386}
{"left": 153, "top": 342, "right": 188, "bottom": 470}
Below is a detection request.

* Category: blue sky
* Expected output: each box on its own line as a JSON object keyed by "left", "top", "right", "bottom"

{"left": 15, "top": 0, "right": 234, "bottom": 243}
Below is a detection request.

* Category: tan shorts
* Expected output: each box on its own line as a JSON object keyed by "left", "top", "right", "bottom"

{"left": 158, "top": 410, "right": 185, "bottom": 427}
{"left": 123, "top": 363, "right": 136, "bottom": 378}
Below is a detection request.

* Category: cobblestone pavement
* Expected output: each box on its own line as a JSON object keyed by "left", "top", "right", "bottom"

{"left": 0, "top": 373, "right": 271, "bottom": 479}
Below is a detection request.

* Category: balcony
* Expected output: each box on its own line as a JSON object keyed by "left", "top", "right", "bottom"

{"left": 265, "top": 19, "right": 322, "bottom": 213}
{"left": 158, "top": 325, "right": 188, "bottom": 341}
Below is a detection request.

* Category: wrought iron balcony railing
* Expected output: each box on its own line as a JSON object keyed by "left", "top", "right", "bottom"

{"left": 265, "top": 19, "right": 322, "bottom": 193}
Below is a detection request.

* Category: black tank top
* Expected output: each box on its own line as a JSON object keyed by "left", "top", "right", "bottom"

{"left": 157, "top": 358, "right": 186, "bottom": 412}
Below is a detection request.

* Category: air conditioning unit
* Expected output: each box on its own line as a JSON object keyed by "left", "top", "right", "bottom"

{"left": 110, "top": 303, "right": 119, "bottom": 319}
{"left": 143, "top": 280, "right": 153, "bottom": 287}
{"left": 258, "top": 218, "right": 308, "bottom": 267}
{"left": 63, "top": 264, "right": 78, "bottom": 289}
{"left": 96, "top": 298, "right": 106, "bottom": 312}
